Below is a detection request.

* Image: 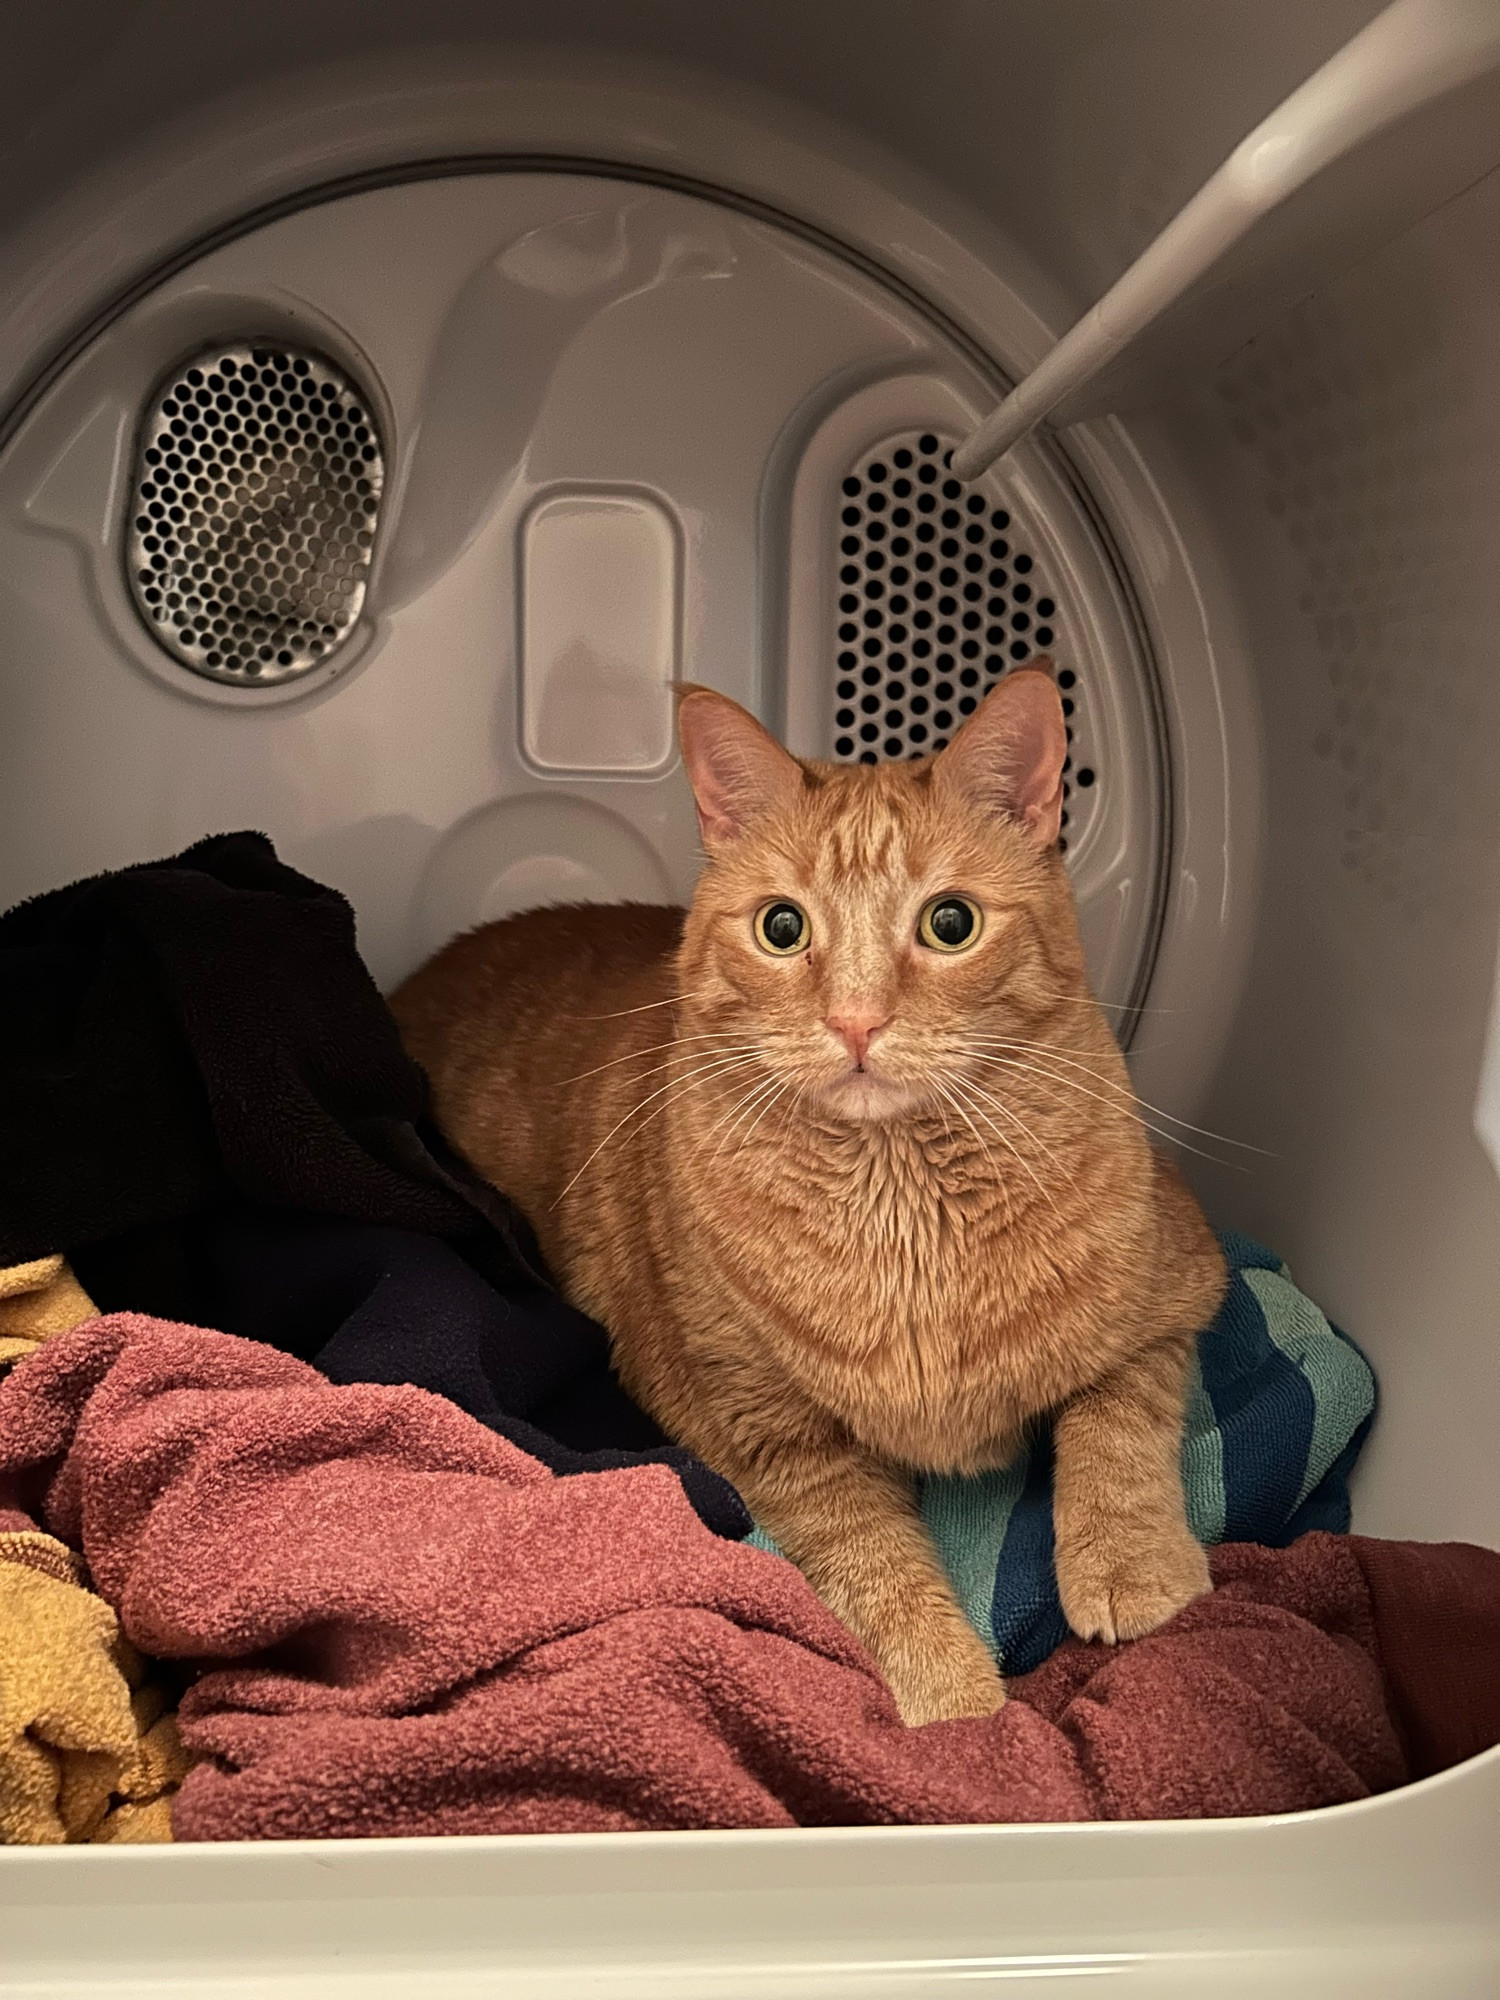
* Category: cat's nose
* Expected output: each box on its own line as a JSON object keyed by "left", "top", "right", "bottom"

{"left": 824, "top": 1010, "right": 893, "bottom": 1067}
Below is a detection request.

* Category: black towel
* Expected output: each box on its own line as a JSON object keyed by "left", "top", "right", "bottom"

{"left": 5, "top": 833, "right": 749, "bottom": 1539}
{"left": 0, "top": 831, "right": 517, "bottom": 1260}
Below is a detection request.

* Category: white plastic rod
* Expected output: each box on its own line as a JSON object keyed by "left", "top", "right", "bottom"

{"left": 952, "top": 0, "right": 1500, "bottom": 480}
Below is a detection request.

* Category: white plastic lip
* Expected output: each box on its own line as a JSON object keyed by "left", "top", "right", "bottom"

{"left": 2, "top": 1747, "right": 1495, "bottom": 1998}
{"left": 5, "top": 1739, "right": 1497, "bottom": 1873}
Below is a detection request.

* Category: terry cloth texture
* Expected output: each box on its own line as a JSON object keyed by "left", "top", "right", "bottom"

{"left": 0, "top": 1264, "right": 187, "bottom": 1844}
{"left": 753, "top": 1233, "right": 1377, "bottom": 1675}
{"left": 0, "top": 1526, "right": 186, "bottom": 1844}
{"left": 0, "top": 1257, "right": 98, "bottom": 1369}
{"left": 0, "top": 1312, "right": 1463, "bottom": 1843}
{"left": 2, "top": 835, "right": 742, "bottom": 1538}
{"left": 177, "top": 1206, "right": 749, "bottom": 1539}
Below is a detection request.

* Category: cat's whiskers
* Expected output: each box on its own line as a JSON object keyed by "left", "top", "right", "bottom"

{"left": 964, "top": 1050, "right": 1245, "bottom": 1170}
{"left": 570, "top": 990, "right": 710, "bottom": 1021}
{"left": 931, "top": 1074, "right": 1011, "bottom": 1224}
{"left": 1030, "top": 992, "right": 1182, "bottom": 1017}
{"left": 774, "top": 1080, "right": 810, "bottom": 1148}
{"left": 928, "top": 1086, "right": 957, "bottom": 1152}
{"left": 958, "top": 1072, "right": 1069, "bottom": 1189}
{"left": 732, "top": 1076, "right": 795, "bottom": 1159}
{"left": 936, "top": 1070, "right": 1057, "bottom": 1228}
{"left": 930, "top": 1074, "right": 999, "bottom": 1179}
{"left": 968, "top": 1037, "right": 1268, "bottom": 1154}
{"left": 708, "top": 1069, "right": 788, "bottom": 1163}
{"left": 556, "top": 1040, "right": 756, "bottom": 1088}
{"left": 937, "top": 1069, "right": 1054, "bottom": 1213}
{"left": 970, "top": 1034, "right": 1146, "bottom": 1062}
{"left": 966, "top": 1047, "right": 1166, "bottom": 1139}
{"left": 551, "top": 1052, "right": 763, "bottom": 1206}
{"left": 689, "top": 1064, "right": 781, "bottom": 1163}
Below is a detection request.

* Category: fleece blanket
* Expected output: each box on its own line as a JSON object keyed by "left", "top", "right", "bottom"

{"left": 750, "top": 1233, "right": 1376, "bottom": 1673}
{"left": 4, "top": 1312, "right": 1482, "bottom": 1843}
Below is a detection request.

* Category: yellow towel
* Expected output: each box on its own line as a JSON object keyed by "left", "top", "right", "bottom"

{"left": 0, "top": 1534, "right": 188, "bottom": 1844}
{"left": 0, "top": 1257, "right": 185, "bottom": 1842}
{"left": 0, "top": 1255, "right": 97, "bottom": 1367}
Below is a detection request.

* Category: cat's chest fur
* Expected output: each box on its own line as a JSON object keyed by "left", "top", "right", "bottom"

{"left": 673, "top": 1114, "right": 1139, "bottom": 1476}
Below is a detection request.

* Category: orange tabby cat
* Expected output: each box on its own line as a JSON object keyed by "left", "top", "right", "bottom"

{"left": 392, "top": 666, "right": 1227, "bottom": 1724}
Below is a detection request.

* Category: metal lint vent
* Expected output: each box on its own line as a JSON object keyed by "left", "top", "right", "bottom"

{"left": 832, "top": 431, "right": 1093, "bottom": 851}
{"left": 126, "top": 343, "right": 384, "bottom": 686}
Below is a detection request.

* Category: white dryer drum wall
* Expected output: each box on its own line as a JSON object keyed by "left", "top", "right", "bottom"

{"left": 0, "top": 172, "right": 1166, "bottom": 1016}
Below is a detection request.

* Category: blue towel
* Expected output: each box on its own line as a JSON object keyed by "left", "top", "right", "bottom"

{"left": 751, "top": 1233, "right": 1377, "bottom": 1675}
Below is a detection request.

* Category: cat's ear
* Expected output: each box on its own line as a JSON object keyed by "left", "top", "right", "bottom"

{"left": 676, "top": 687, "right": 805, "bottom": 852}
{"left": 933, "top": 664, "right": 1067, "bottom": 847}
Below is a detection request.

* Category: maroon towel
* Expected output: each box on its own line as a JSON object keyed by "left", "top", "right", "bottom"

{"left": 1, "top": 1313, "right": 1486, "bottom": 1842}
{"left": 1348, "top": 1537, "right": 1500, "bottom": 1781}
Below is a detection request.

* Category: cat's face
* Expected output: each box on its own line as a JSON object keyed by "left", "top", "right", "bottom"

{"left": 676, "top": 668, "right": 1086, "bottom": 1126}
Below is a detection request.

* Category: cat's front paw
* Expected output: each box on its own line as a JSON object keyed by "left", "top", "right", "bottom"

{"left": 1056, "top": 1521, "right": 1211, "bottom": 1646}
{"left": 886, "top": 1642, "right": 1006, "bottom": 1726}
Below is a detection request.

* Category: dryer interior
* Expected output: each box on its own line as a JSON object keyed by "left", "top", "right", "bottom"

{"left": 3, "top": 1, "right": 1497, "bottom": 1557}
{"left": 0, "top": 0, "right": 1497, "bottom": 1813}
{"left": 2, "top": 4, "right": 1499, "bottom": 1992}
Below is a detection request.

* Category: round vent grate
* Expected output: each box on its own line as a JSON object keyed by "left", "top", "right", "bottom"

{"left": 830, "top": 431, "right": 1092, "bottom": 851}
{"left": 125, "top": 343, "right": 384, "bottom": 687}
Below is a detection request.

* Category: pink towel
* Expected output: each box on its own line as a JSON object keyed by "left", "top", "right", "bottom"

{"left": 0, "top": 1313, "right": 1440, "bottom": 1840}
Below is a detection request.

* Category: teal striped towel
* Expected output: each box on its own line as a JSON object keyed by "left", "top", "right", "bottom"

{"left": 750, "top": 1233, "right": 1377, "bottom": 1674}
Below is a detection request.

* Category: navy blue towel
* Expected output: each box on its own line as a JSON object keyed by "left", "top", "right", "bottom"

{"left": 180, "top": 1205, "right": 751, "bottom": 1542}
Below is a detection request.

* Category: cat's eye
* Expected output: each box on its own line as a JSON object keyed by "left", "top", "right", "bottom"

{"left": 755, "top": 900, "right": 810, "bottom": 955}
{"left": 918, "top": 896, "right": 982, "bottom": 952}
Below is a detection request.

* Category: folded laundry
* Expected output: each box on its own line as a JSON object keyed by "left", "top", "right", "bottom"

{"left": 5, "top": 1311, "right": 1485, "bottom": 1844}
{"left": 0, "top": 1522, "right": 187, "bottom": 1845}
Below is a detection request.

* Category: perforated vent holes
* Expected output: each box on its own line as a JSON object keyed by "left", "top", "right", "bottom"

{"left": 1217, "top": 233, "right": 1500, "bottom": 920}
{"left": 830, "top": 433, "right": 1094, "bottom": 852}
{"left": 126, "top": 344, "right": 384, "bottom": 686}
